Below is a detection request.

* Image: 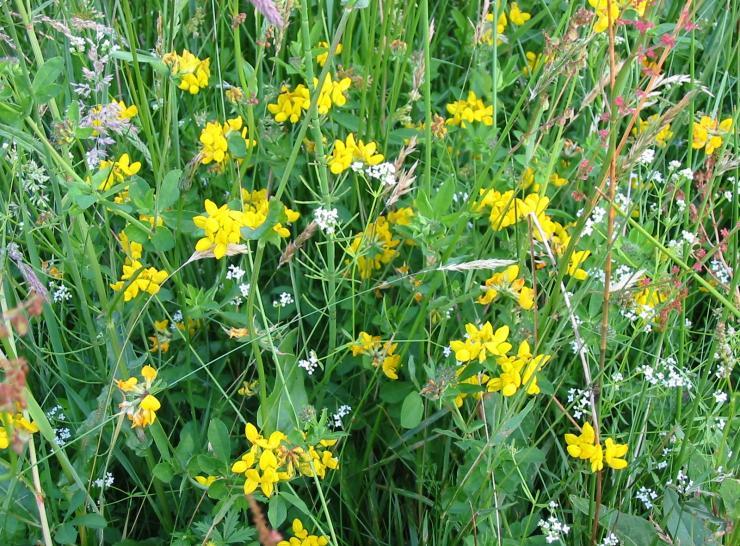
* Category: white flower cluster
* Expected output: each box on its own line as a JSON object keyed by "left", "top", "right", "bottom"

{"left": 538, "top": 502, "right": 570, "bottom": 544}
{"left": 50, "top": 282, "right": 72, "bottom": 303}
{"left": 599, "top": 533, "right": 620, "bottom": 546}
{"left": 709, "top": 258, "right": 733, "bottom": 285}
{"left": 365, "top": 161, "right": 397, "bottom": 186}
{"left": 298, "top": 350, "right": 320, "bottom": 376}
{"left": 636, "top": 486, "right": 658, "bottom": 510}
{"left": 273, "top": 292, "right": 294, "bottom": 308}
{"left": 567, "top": 388, "right": 592, "bottom": 420}
{"left": 331, "top": 404, "right": 352, "bottom": 428}
{"left": 638, "top": 148, "right": 655, "bottom": 165}
{"left": 637, "top": 356, "right": 692, "bottom": 389}
{"left": 226, "top": 264, "right": 246, "bottom": 281}
{"left": 579, "top": 205, "right": 606, "bottom": 237}
{"left": 93, "top": 472, "right": 115, "bottom": 489}
{"left": 314, "top": 207, "right": 340, "bottom": 235}
{"left": 668, "top": 469, "right": 695, "bottom": 495}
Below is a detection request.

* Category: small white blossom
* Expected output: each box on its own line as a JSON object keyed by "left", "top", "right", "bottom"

{"left": 314, "top": 207, "right": 340, "bottom": 235}
{"left": 636, "top": 486, "right": 658, "bottom": 510}
{"left": 93, "top": 472, "right": 115, "bottom": 489}
{"left": 273, "top": 291, "right": 294, "bottom": 308}
{"left": 331, "top": 404, "right": 352, "bottom": 428}
{"left": 226, "top": 264, "right": 246, "bottom": 281}
{"left": 298, "top": 350, "right": 321, "bottom": 376}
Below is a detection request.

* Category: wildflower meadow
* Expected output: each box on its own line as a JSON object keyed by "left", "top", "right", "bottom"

{"left": 1, "top": 0, "right": 738, "bottom": 544}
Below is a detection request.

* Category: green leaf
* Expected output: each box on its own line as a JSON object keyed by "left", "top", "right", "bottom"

{"left": 68, "top": 183, "right": 98, "bottom": 210}
{"left": 151, "top": 227, "right": 175, "bottom": 252}
{"left": 207, "top": 418, "right": 231, "bottom": 464}
{"left": 129, "top": 178, "right": 154, "bottom": 212}
{"left": 158, "top": 169, "right": 182, "bottom": 210}
{"left": 720, "top": 478, "right": 740, "bottom": 519}
{"left": 663, "top": 489, "right": 714, "bottom": 546}
{"left": 72, "top": 513, "right": 108, "bottom": 529}
{"left": 153, "top": 461, "right": 175, "bottom": 483}
{"left": 268, "top": 495, "right": 287, "bottom": 528}
{"left": 32, "top": 57, "right": 64, "bottom": 103}
{"left": 570, "top": 495, "right": 659, "bottom": 546}
{"left": 54, "top": 523, "right": 78, "bottom": 544}
{"left": 400, "top": 391, "right": 424, "bottom": 429}
{"left": 227, "top": 132, "right": 248, "bottom": 159}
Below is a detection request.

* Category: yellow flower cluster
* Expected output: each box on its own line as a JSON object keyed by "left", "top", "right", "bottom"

{"left": 316, "top": 41, "right": 343, "bottom": 66}
{"left": 329, "top": 133, "right": 385, "bottom": 174}
{"left": 450, "top": 323, "right": 551, "bottom": 406}
{"left": 278, "top": 519, "right": 329, "bottom": 546}
{"left": 588, "top": 0, "right": 647, "bottom": 33}
{"left": 634, "top": 114, "right": 674, "bottom": 148}
{"left": 96, "top": 153, "right": 141, "bottom": 191}
{"left": 328, "top": 133, "right": 385, "bottom": 174}
{"left": 445, "top": 91, "right": 494, "bottom": 128}
{"left": 110, "top": 233, "right": 168, "bottom": 301}
{"left": 231, "top": 423, "right": 338, "bottom": 497}
{"left": 565, "top": 422, "right": 628, "bottom": 472}
{"left": 692, "top": 116, "right": 733, "bottom": 155}
{"left": 478, "top": 264, "right": 535, "bottom": 309}
{"left": 199, "top": 116, "right": 256, "bottom": 165}
{"left": 148, "top": 319, "right": 171, "bottom": 353}
{"left": 0, "top": 412, "right": 38, "bottom": 450}
{"left": 116, "top": 365, "right": 162, "bottom": 428}
{"left": 351, "top": 332, "right": 402, "bottom": 380}
{"left": 163, "top": 49, "right": 211, "bottom": 94}
{"left": 268, "top": 75, "right": 351, "bottom": 124}
{"left": 475, "top": 191, "right": 590, "bottom": 279}
{"left": 346, "top": 215, "right": 404, "bottom": 279}
{"left": 193, "top": 192, "right": 300, "bottom": 259}
{"left": 480, "top": 2, "right": 531, "bottom": 45}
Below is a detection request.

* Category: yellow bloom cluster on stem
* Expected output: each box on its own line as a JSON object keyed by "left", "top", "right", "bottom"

{"left": 193, "top": 191, "right": 299, "bottom": 259}
{"left": 0, "top": 412, "right": 38, "bottom": 451}
{"left": 110, "top": 233, "right": 168, "bottom": 301}
{"left": 278, "top": 519, "right": 329, "bottom": 546}
{"left": 351, "top": 332, "right": 402, "bottom": 380}
{"left": 475, "top": 190, "right": 590, "bottom": 279}
{"left": 450, "top": 323, "right": 551, "bottom": 406}
{"left": 268, "top": 74, "right": 351, "bottom": 124}
{"left": 316, "top": 41, "right": 342, "bottom": 66}
{"left": 445, "top": 91, "right": 494, "bottom": 128}
{"left": 634, "top": 114, "right": 674, "bottom": 148}
{"left": 231, "top": 423, "right": 338, "bottom": 497}
{"left": 116, "top": 365, "right": 162, "bottom": 428}
{"left": 328, "top": 133, "right": 384, "bottom": 174}
{"left": 199, "top": 116, "right": 256, "bottom": 166}
{"left": 692, "top": 116, "right": 733, "bottom": 155}
{"left": 346, "top": 215, "right": 402, "bottom": 279}
{"left": 163, "top": 49, "right": 210, "bottom": 94}
{"left": 565, "top": 422, "right": 628, "bottom": 472}
{"left": 478, "top": 264, "right": 535, "bottom": 309}
{"left": 95, "top": 153, "right": 141, "bottom": 191}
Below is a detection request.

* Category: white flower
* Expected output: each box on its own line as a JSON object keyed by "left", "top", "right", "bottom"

{"left": 226, "top": 264, "right": 246, "bottom": 281}
{"left": 314, "top": 207, "right": 340, "bottom": 235}
{"left": 273, "top": 291, "right": 294, "bottom": 308}
{"left": 93, "top": 472, "right": 115, "bottom": 489}
{"left": 713, "top": 391, "right": 727, "bottom": 405}
{"left": 331, "top": 405, "right": 352, "bottom": 428}
{"left": 239, "top": 283, "right": 251, "bottom": 298}
{"left": 298, "top": 350, "right": 321, "bottom": 376}
{"left": 638, "top": 148, "right": 655, "bottom": 165}
{"left": 51, "top": 282, "right": 72, "bottom": 303}
{"left": 636, "top": 486, "right": 658, "bottom": 509}
{"left": 600, "top": 532, "right": 619, "bottom": 546}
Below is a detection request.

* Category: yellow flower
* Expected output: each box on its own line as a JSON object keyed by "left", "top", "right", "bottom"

{"left": 475, "top": 189, "right": 521, "bottom": 230}
{"left": 481, "top": 11, "right": 507, "bottom": 45}
{"left": 199, "top": 122, "right": 228, "bottom": 164}
{"left": 565, "top": 422, "right": 603, "bottom": 472}
{"left": 488, "top": 341, "right": 549, "bottom": 396}
{"left": 604, "top": 438, "right": 629, "bottom": 469}
{"left": 277, "top": 519, "right": 330, "bottom": 546}
{"left": 164, "top": 49, "right": 210, "bottom": 94}
{"left": 195, "top": 475, "right": 217, "bottom": 487}
{"left": 97, "top": 153, "right": 141, "bottom": 190}
{"left": 193, "top": 199, "right": 246, "bottom": 259}
{"left": 329, "top": 133, "right": 384, "bottom": 174}
{"left": 352, "top": 331, "right": 381, "bottom": 355}
{"left": 634, "top": 114, "right": 673, "bottom": 148}
{"left": 692, "top": 116, "right": 733, "bottom": 155}
{"left": 317, "top": 41, "right": 342, "bottom": 66}
{"left": 588, "top": 0, "right": 620, "bottom": 33}
{"left": 110, "top": 260, "right": 168, "bottom": 301}
{"left": 346, "top": 216, "right": 400, "bottom": 279}
{"left": 478, "top": 264, "right": 533, "bottom": 307}
{"left": 445, "top": 91, "right": 494, "bottom": 128}
{"left": 522, "top": 51, "right": 542, "bottom": 76}
{"left": 450, "top": 322, "right": 511, "bottom": 363}
{"left": 116, "top": 366, "right": 162, "bottom": 428}
{"left": 566, "top": 250, "right": 590, "bottom": 280}
{"left": 509, "top": 2, "right": 531, "bottom": 25}
{"left": 315, "top": 75, "right": 352, "bottom": 115}
{"left": 0, "top": 413, "right": 39, "bottom": 450}
{"left": 114, "top": 100, "right": 138, "bottom": 120}
{"left": 140, "top": 214, "right": 164, "bottom": 228}
{"left": 379, "top": 342, "right": 401, "bottom": 380}
{"left": 550, "top": 172, "right": 568, "bottom": 187}
{"left": 352, "top": 332, "right": 401, "bottom": 380}
{"left": 387, "top": 208, "right": 415, "bottom": 226}
{"left": 268, "top": 84, "right": 310, "bottom": 123}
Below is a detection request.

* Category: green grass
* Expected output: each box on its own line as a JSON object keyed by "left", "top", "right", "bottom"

{"left": 0, "top": 0, "right": 738, "bottom": 545}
